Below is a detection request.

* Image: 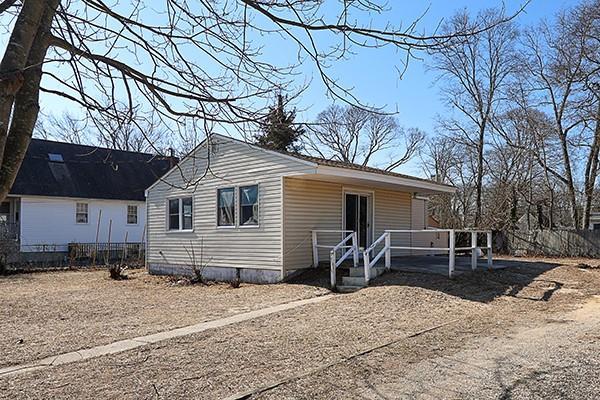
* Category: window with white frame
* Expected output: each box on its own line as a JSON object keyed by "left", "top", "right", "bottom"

{"left": 76, "top": 202, "right": 88, "bottom": 224}
{"left": 168, "top": 197, "right": 193, "bottom": 231}
{"left": 239, "top": 185, "right": 259, "bottom": 226}
{"left": 182, "top": 197, "right": 193, "bottom": 230}
{"left": 217, "top": 187, "right": 235, "bottom": 226}
{"left": 127, "top": 205, "right": 138, "bottom": 225}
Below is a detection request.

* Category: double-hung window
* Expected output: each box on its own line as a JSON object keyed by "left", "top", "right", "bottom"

{"left": 217, "top": 188, "right": 235, "bottom": 226}
{"left": 76, "top": 202, "right": 88, "bottom": 224}
{"left": 168, "top": 197, "right": 193, "bottom": 231}
{"left": 239, "top": 185, "right": 259, "bottom": 226}
{"left": 127, "top": 205, "right": 138, "bottom": 225}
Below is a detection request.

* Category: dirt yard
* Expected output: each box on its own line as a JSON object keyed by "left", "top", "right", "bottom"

{"left": 1, "top": 257, "right": 600, "bottom": 399}
{"left": 0, "top": 268, "right": 328, "bottom": 368}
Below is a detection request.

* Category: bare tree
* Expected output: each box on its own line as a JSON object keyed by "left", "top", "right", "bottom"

{"left": 420, "top": 136, "right": 468, "bottom": 228}
{"left": 519, "top": 2, "right": 600, "bottom": 228}
{"left": 35, "top": 111, "right": 90, "bottom": 144}
{"left": 0, "top": 1, "right": 527, "bottom": 203}
{"left": 90, "top": 104, "right": 167, "bottom": 153}
{"left": 305, "top": 105, "right": 424, "bottom": 170}
{"left": 573, "top": 0, "right": 600, "bottom": 229}
{"left": 430, "top": 8, "right": 519, "bottom": 227}
{"left": 36, "top": 105, "right": 167, "bottom": 153}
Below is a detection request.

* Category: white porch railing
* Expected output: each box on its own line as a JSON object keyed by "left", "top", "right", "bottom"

{"left": 312, "top": 230, "right": 359, "bottom": 289}
{"left": 363, "top": 231, "right": 390, "bottom": 283}
{"left": 364, "top": 229, "right": 493, "bottom": 279}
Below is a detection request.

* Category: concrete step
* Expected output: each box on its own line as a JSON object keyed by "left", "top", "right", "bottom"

{"left": 349, "top": 266, "right": 387, "bottom": 278}
{"left": 348, "top": 267, "right": 365, "bottom": 277}
{"left": 342, "top": 276, "right": 367, "bottom": 287}
{"left": 336, "top": 285, "right": 363, "bottom": 293}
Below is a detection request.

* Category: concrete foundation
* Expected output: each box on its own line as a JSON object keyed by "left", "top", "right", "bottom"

{"left": 148, "top": 263, "right": 282, "bottom": 284}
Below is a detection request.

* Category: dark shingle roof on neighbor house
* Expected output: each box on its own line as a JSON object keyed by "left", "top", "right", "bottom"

{"left": 9, "top": 139, "right": 173, "bottom": 201}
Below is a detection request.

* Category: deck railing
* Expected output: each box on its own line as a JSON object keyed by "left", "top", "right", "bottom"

{"left": 365, "top": 229, "right": 493, "bottom": 278}
{"left": 312, "top": 230, "right": 359, "bottom": 289}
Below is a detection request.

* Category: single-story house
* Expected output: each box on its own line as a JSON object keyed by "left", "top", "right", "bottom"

{"left": 1, "top": 139, "right": 173, "bottom": 259}
{"left": 145, "top": 134, "right": 454, "bottom": 283}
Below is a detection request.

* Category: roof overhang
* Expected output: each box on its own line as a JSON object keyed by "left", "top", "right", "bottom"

{"left": 298, "top": 165, "right": 456, "bottom": 194}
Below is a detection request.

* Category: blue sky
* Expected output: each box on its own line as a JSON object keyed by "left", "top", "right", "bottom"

{"left": 289, "top": 0, "right": 580, "bottom": 130}
{"left": 31, "top": 0, "right": 581, "bottom": 175}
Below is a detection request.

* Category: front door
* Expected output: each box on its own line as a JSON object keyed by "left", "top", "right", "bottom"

{"left": 344, "top": 193, "right": 372, "bottom": 249}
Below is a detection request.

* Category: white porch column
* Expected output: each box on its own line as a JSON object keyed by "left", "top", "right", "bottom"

{"left": 449, "top": 229, "right": 455, "bottom": 278}
{"left": 487, "top": 231, "right": 493, "bottom": 270}
{"left": 471, "top": 231, "right": 478, "bottom": 271}
{"left": 312, "top": 231, "right": 318, "bottom": 268}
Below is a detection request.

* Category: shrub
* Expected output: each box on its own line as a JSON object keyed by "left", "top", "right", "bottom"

{"left": 108, "top": 263, "right": 128, "bottom": 280}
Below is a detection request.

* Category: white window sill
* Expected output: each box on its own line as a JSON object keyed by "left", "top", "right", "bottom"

{"left": 239, "top": 224, "right": 260, "bottom": 229}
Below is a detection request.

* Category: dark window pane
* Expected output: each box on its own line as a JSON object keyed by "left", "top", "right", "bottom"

{"left": 169, "top": 199, "right": 179, "bottom": 214}
{"left": 218, "top": 188, "right": 235, "bottom": 226}
{"left": 169, "top": 215, "right": 179, "bottom": 230}
{"left": 240, "top": 185, "right": 258, "bottom": 226}
{"left": 359, "top": 195, "right": 368, "bottom": 248}
{"left": 182, "top": 197, "right": 193, "bottom": 230}
{"left": 168, "top": 199, "right": 179, "bottom": 230}
{"left": 345, "top": 194, "right": 357, "bottom": 233}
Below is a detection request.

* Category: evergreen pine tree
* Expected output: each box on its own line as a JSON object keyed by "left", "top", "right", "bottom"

{"left": 255, "top": 94, "right": 304, "bottom": 152}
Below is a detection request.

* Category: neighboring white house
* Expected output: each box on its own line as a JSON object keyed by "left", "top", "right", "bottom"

{"left": 590, "top": 212, "right": 600, "bottom": 231}
{"left": 145, "top": 134, "right": 454, "bottom": 283}
{"left": 1, "top": 139, "right": 172, "bottom": 259}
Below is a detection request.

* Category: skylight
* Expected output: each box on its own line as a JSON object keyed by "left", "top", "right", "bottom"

{"left": 48, "top": 153, "right": 64, "bottom": 162}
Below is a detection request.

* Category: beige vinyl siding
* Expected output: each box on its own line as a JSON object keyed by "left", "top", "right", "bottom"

{"left": 282, "top": 178, "right": 343, "bottom": 271}
{"left": 410, "top": 198, "right": 448, "bottom": 254}
{"left": 282, "top": 177, "right": 413, "bottom": 271}
{"left": 374, "top": 189, "right": 412, "bottom": 257}
{"left": 146, "top": 137, "right": 314, "bottom": 271}
{"left": 410, "top": 197, "right": 430, "bottom": 255}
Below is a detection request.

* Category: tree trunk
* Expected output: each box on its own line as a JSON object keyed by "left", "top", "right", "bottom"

{"left": 0, "top": 0, "right": 60, "bottom": 203}
{"left": 582, "top": 102, "right": 600, "bottom": 230}
{"left": 0, "top": 0, "right": 49, "bottom": 165}
{"left": 474, "top": 124, "right": 485, "bottom": 227}
{"left": 557, "top": 131, "right": 579, "bottom": 229}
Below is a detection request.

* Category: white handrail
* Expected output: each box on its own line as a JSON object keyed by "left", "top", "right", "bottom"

{"left": 312, "top": 230, "right": 358, "bottom": 289}
{"left": 312, "top": 230, "right": 355, "bottom": 267}
{"left": 363, "top": 232, "right": 391, "bottom": 283}
{"left": 329, "top": 232, "right": 359, "bottom": 289}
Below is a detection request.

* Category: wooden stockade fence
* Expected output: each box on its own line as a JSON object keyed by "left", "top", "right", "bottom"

{"left": 502, "top": 230, "right": 600, "bottom": 258}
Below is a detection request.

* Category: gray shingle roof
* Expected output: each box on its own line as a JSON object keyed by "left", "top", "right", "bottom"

{"left": 10, "top": 139, "right": 174, "bottom": 201}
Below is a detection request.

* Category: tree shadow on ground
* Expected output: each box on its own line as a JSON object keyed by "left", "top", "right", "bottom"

{"left": 371, "top": 257, "right": 563, "bottom": 303}
{"left": 287, "top": 257, "right": 564, "bottom": 304}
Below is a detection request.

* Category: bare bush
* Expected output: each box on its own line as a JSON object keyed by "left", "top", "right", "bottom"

{"left": 108, "top": 263, "right": 127, "bottom": 280}
{"left": 184, "top": 238, "right": 211, "bottom": 285}
{"left": 0, "top": 225, "right": 18, "bottom": 275}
